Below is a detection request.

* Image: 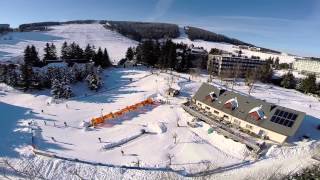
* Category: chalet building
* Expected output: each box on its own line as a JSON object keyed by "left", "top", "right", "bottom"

{"left": 192, "top": 83, "right": 305, "bottom": 144}
{"left": 207, "top": 54, "right": 266, "bottom": 77}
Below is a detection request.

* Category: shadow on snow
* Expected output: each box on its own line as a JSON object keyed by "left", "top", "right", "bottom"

{"left": 0, "top": 102, "right": 68, "bottom": 158}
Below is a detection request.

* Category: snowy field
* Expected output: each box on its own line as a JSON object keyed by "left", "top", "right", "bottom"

{"left": 0, "top": 24, "right": 297, "bottom": 65}
{"left": 0, "top": 24, "right": 138, "bottom": 63}
{"left": 173, "top": 27, "right": 297, "bottom": 64}
{"left": 1, "top": 66, "right": 320, "bottom": 179}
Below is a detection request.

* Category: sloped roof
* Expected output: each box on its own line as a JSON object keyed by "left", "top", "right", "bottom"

{"left": 193, "top": 83, "right": 305, "bottom": 136}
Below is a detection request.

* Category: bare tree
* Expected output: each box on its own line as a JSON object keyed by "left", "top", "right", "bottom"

{"left": 166, "top": 153, "right": 174, "bottom": 166}
{"left": 245, "top": 68, "right": 259, "bottom": 95}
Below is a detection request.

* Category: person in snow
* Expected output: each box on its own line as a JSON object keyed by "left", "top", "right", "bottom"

{"left": 98, "top": 137, "right": 102, "bottom": 143}
{"left": 66, "top": 103, "right": 69, "bottom": 109}
{"left": 41, "top": 109, "right": 44, "bottom": 113}
{"left": 64, "top": 122, "right": 67, "bottom": 127}
{"left": 121, "top": 150, "right": 124, "bottom": 156}
{"left": 43, "top": 120, "right": 46, "bottom": 125}
{"left": 51, "top": 137, "right": 56, "bottom": 142}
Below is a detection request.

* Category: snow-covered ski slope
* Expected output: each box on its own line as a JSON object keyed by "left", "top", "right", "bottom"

{"left": 0, "top": 24, "right": 138, "bottom": 63}
{"left": 173, "top": 27, "right": 298, "bottom": 64}
{"left": 1, "top": 24, "right": 297, "bottom": 64}
{"left": 1, "top": 67, "right": 320, "bottom": 179}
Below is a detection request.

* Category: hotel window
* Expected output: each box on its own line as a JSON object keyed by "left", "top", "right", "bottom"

{"left": 214, "top": 110, "right": 219, "bottom": 115}
{"left": 234, "top": 119, "right": 241, "bottom": 125}
{"left": 223, "top": 115, "right": 229, "bottom": 119}
{"left": 245, "top": 124, "right": 253, "bottom": 130}
{"left": 206, "top": 106, "right": 210, "bottom": 111}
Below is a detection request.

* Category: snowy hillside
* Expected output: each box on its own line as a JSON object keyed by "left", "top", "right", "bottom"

{"left": 0, "top": 24, "right": 138, "bottom": 63}
{"left": 0, "top": 24, "right": 298, "bottom": 64}
{"left": 173, "top": 27, "right": 298, "bottom": 64}
{"left": 1, "top": 66, "right": 320, "bottom": 179}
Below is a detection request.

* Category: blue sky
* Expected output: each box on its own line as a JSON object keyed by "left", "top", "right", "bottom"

{"left": 1, "top": 0, "right": 319, "bottom": 56}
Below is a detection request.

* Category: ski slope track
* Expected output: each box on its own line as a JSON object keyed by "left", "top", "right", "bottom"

{"left": 173, "top": 27, "right": 298, "bottom": 64}
{"left": 0, "top": 24, "right": 138, "bottom": 64}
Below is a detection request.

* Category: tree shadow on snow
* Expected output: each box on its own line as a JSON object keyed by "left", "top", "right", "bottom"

{"left": 0, "top": 51, "right": 11, "bottom": 58}
{"left": 0, "top": 31, "right": 64, "bottom": 46}
{"left": 73, "top": 68, "right": 146, "bottom": 104}
{"left": 0, "top": 102, "right": 68, "bottom": 158}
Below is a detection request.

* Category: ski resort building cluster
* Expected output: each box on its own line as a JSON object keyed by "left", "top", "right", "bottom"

{"left": 191, "top": 83, "right": 305, "bottom": 144}
{"left": 207, "top": 54, "right": 266, "bottom": 77}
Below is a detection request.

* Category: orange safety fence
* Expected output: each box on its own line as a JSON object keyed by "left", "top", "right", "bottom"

{"left": 91, "top": 98, "right": 154, "bottom": 127}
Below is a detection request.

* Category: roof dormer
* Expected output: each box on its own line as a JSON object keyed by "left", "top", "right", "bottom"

{"left": 249, "top": 105, "right": 266, "bottom": 121}
{"left": 205, "top": 92, "right": 217, "bottom": 102}
{"left": 224, "top": 97, "right": 238, "bottom": 110}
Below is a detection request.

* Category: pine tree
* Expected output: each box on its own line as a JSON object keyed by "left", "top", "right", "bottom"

{"left": 50, "top": 43, "right": 58, "bottom": 60}
{"left": 24, "top": 45, "right": 32, "bottom": 65}
{"left": 93, "top": 48, "right": 103, "bottom": 66}
{"left": 102, "top": 48, "right": 112, "bottom": 68}
{"left": 126, "top": 47, "right": 134, "bottom": 60}
{"left": 86, "top": 73, "right": 102, "bottom": 91}
{"left": 51, "top": 79, "right": 62, "bottom": 99}
{"left": 84, "top": 44, "right": 95, "bottom": 61}
{"left": 19, "top": 64, "right": 33, "bottom": 90}
{"left": 30, "top": 45, "right": 40, "bottom": 66}
{"left": 299, "top": 74, "right": 317, "bottom": 94}
{"left": 281, "top": 72, "right": 296, "bottom": 89}
{"left": 43, "top": 43, "right": 58, "bottom": 62}
{"left": 61, "top": 41, "right": 69, "bottom": 59}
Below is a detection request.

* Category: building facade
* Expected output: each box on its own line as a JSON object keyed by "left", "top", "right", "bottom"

{"left": 293, "top": 58, "right": 320, "bottom": 76}
{"left": 192, "top": 83, "right": 305, "bottom": 144}
{"left": 207, "top": 54, "right": 266, "bottom": 77}
{"left": 0, "top": 24, "right": 10, "bottom": 29}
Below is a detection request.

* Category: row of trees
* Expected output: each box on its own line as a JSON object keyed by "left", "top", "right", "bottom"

{"left": 185, "top": 26, "right": 251, "bottom": 46}
{"left": 281, "top": 72, "right": 320, "bottom": 95}
{"left": 0, "top": 62, "right": 103, "bottom": 98}
{"left": 124, "top": 40, "right": 194, "bottom": 72}
{"left": 24, "top": 42, "right": 112, "bottom": 68}
{"left": 106, "top": 21, "right": 179, "bottom": 41}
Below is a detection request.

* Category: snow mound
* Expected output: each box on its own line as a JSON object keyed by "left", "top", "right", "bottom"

{"left": 147, "top": 122, "right": 167, "bottom": 134}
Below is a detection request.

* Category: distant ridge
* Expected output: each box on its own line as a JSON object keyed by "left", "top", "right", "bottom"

{"left": 18, "top": 20, "right": 279, "bottom": 54}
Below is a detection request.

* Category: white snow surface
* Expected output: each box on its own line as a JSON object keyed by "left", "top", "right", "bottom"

{"left": 1, "top": 25, "right": 298, "bottom": 65}
{"left": 0, "top": 24, "right": 138, "bottom": 63}
{"left": 1, "top": 66, "right": 320, "bottom": 179}
{"left": 173, "top": 27, "right": 298, "bottom": 63}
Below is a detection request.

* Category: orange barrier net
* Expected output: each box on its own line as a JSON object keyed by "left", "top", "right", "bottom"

{"left": 91, "top": 98, "right": 154, "bottom": 127}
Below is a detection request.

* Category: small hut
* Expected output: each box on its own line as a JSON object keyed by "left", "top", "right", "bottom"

{"left": 167, "top": 88, "right": 180, "bottom": 97}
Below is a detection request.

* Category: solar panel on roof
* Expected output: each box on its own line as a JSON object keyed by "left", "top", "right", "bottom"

{"left": 279, "top": 111, "right": 284, "bottom": 116}
{"left": 292, "top": 114, "right": 298, "bottom": 120}
{"left": 270, "top": 110, "right": 298, "bottom": 128}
